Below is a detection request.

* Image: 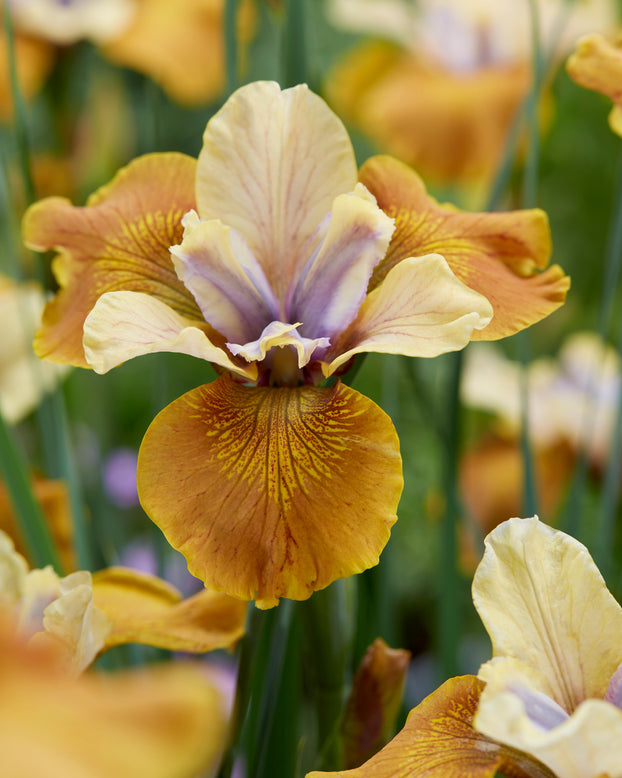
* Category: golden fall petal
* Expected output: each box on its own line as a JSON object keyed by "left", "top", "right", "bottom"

{"left": 22, "top": 153, "right": 200, "bottom": 367}
{"left": 137, "top": 375, "right": 403, "bottom": 608}
{"left": 359, "top": 156, "right": 569, "bottom": 340}
{"left": 92, "top": 566, "right": 246, "bottom": 652}
{"left": 308, "top": 675, "right": 546, "bottom": 778}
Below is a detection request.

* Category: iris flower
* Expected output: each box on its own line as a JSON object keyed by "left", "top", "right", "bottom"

{"left": 24, "top": 81, "right": 566, "bottom": 607}
{"left": 567, "top": 32, "right": 622, "bottom": 136}
{"left": 0, "top": 529, "right": 246, "bottom": 670}
{"left": 326, "top": 0, "right": 616, "bottom": 193}
{"left": 309, "top": 517, "right": 622, "bottom": 778}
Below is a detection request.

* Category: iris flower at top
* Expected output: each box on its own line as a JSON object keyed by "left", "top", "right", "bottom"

{"left": 23, "top": 81, "right": 567, "bottom": 607}
{"left": 309, "top": 517, "right": 622, "bottom": 778}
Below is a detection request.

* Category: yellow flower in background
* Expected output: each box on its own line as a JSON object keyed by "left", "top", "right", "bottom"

{"left": 23, "top": 81, "right": 566, "bottom": 608}
{"left": 0, "top": 529, "right": 247, "bottom": 670}
{"left": 0, "top": 613, "right": 227, "bottom": 778}
{"left": 2, "top": 0, "right": 255, "bottom": 108}
{"left": 0, "top": 275, "right": 67, "bottom": 424}
{"left": 309, "top": 517, "right": 622, "bottom": 778}
{"left": 473, "top": 517, "right": 622, "bottom": 778}
{"left": 327, "top": 0, "right": 617, "bottom": 195}
{"left": 567, "top": 31, "right": 622, "bottom": 136}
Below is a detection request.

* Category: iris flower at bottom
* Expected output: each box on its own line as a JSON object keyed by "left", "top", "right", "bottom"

{"left": 25, "top": 80, "right": 562, "bottom": 607}
{"left": 309, "top": 517, "right": 622, "bottom": 778}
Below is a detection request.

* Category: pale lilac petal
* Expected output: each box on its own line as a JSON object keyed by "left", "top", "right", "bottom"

{"left": 606, "top": 664, "right": 622, "bottom": 709}
{"left": 195, "top": 81, "right": 358, "bottom": 301}
{"left": 170, "top": 212, "right": 278, "bottom": 344}
{"left": 227, "top": 321, "right": 330, "bottom": 368}
{"left": 83, "top": 290, "right": 255, "bottom": 380}
{"left": 289, "top": 184, "right": 394, "bottom": 341}
{"left": 325, "top": 254, "right": 493, "bottom": 375}
{"left": 507, "top": 683, "right": 570, "bottom": 731}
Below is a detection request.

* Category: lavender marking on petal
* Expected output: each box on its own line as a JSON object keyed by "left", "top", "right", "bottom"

{"left": 605, "top": 664, "right": 622, "bottom": 710}
{"left": 508, "top": 683, "right": 570, "bottom": 731}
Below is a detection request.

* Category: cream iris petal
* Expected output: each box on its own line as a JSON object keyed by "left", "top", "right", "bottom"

{"left": 83, "top": 290, "right": 255, "bottom": 380}
{"left": 472, "top": 516, "right": 622, "bottom": 709}
{"left": 325, "top": 253, "right": 493, "bottom": 375}
{"left": 196, "top": 81, "right": 359, "bottom": 299}
{"left": 226, "top": 321, "right": 330, "bottom": 369}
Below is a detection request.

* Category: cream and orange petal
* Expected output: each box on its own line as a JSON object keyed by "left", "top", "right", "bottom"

{"left": 23, "top": 152, "right": 199, "bottom": 367}
{"left": 473, "top": 517, "right": 622, "bottom": 711}
{"left": 0, "top": 621, "right": 226, "bottom": 778}
{"left": 567, "top": 34, "right": 622, "bottom": 136}
{"left": 307, "top": 675, "right": 542, "bottom": 778}
{"left": 325, "top": 254, "right": 493, "bottom": 376}
{"left": 82, "top": 290, "right": 255, "bottom": 380}
{"left": 290, "top": 185, "right": 395, "bottom": 341}
{"left": 137, "top": 376, "right": 402, "bottom": 608}
{"left": 92, "top": 566, "right": 246, "bottom": 652}
{"left": 359, "top": 156, "right": 569, "bottom": 340}
{"left": 196, "top": 81, "right": 358, "bottom": 300}
{"left": 475, "top": 686, "right": 622, "bottom": 778}
{"left": 170, "top": 215, "right": 277, "bottom": 344}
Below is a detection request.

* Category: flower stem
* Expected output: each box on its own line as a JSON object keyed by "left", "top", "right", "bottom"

{"left": 300, "top": 578, "right": 356, "bottom": 771}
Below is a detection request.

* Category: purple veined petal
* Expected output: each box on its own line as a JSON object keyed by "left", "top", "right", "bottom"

{"left": 195, "top": 82, "right": 358, "bottom": 301}
{"left": 288, "top": 185, "right": 394, "bottom": 342}
{"left": 507, "top": 683, "right": 570, "bottom": 731}
{"left": 170, "top": 212, "right": 279, "bottom": 345}
{"left": 606, "top": 664, "right": 622, "bottom": 710}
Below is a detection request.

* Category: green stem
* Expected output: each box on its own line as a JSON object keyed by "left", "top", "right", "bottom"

{"left": 439, "top": 350, "right": 462, "bottom": 680}
{"left": 281, "top": 0, "right": 307, "bottom": 88}
{"left": 0, "top": 410, "right": 63, "bottom": 571}
{"left": 300, "top": 579, "right": 356, "bottom": 771}
{"left": 225, "top": 0, "right": 240, "bottom": 96}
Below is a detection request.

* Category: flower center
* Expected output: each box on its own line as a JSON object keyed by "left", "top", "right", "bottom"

{"left": 270, "top": 345, "right": 300, "bottom": 388}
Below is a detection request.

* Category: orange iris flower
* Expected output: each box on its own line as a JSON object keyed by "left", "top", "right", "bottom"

{"left": 24, "top": 81, "right": 567, "bottom": 607}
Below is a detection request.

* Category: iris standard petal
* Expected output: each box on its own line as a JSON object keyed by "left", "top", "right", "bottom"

{"left": 472, "top": 517, "right": 622, "bottom": 711}
{"left": 170, "top": 213, "right": 278, "bottom": 344}
{"left": 325, "top": 254, "right": 493, "bottom": 376}
{"left": 195, "top": 81, "right": 358, "bottom": 300}
{"left": 92, "top": 567, "right": 246, "bottom": 652}
{"left": 289, "top": 185, "right": 395, "bottom": 341}
{"left": 23, "top": 153, "right": 199, "bottom": 367}
{"left": 83, "top": 290, "right": 255, "bottom": 380}
{"left": 359, "top": 156, "right": 569, "bottom": 340}
{"left": 137, "top": 375, "right": 402, "bottom": 608}
{"left": 307, "top": 675, "right": 547, "bottom": 778}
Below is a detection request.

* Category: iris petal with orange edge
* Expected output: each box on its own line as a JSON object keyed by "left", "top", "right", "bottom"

{"left": 137, "top": 376, "right": 402, "bottom": 608}
{"left": 307, "top": 675, "right": 550, "bottom": 778}
{"left": 22, "top": 152, "right": 199, "bottom": 367}
{"left": 359, "top": 156, "right": 570, "bottom": 340}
